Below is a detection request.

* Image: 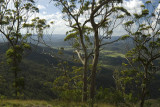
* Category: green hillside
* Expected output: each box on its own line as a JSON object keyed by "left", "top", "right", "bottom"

{"left": 0, "top": 42, "right": 160, "bottom": 101}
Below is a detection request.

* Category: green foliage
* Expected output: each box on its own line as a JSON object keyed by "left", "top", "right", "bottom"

{"left": 6, "top": 46, "right": 23, "bottom": 65}
{"left": 113, "top": 69, "right": 140, "bottom": 104}
{"left": 53, "top": 0, "right": 129, "bottom": 102}
{"left": 142, "top": 9, "right": 149, "bottom": 15}
{"left": 124, "top": 21, "right": 134, "bottom": 26}
{"left": 141, "top": 5, "right": 145, "bottom": 8}
{"left": 23, "top": 43, "right": 31, "bottom": 49}
{"left": 59, "top": 90, "right": 82, "bottom": 102}
{"left": 115, "top": 7, "right": 130, "bottom": 16}
{"left": 53, "top": 61, "right": 83, "bottom": 102}
{"left": 121, "top": 34, "right": 130, "bottom": 40}
{"left": 64, "top": 32, "right": 77, "bottom": 41}
{"left": 65, "top": 24, "right": 93, "bottom": 49}
{"left": 146, "top": 1, "right": 151, "bottom": 4}
{"left": 30, "top": 17, "right": 50, "bottom": 37}
{"left": 122, "top": 1, "right": 160, "bottom": 106}
{"left": 0, "top": 0, "right": 50, "bottom": 98}
{"left": 117, "top": 15, "right": 124, "bottom": 19}
{"left": 134, "top": 13, "right": 142, "bottom": 19}
{"left": 96, "top": 87, "right": 124, "bottom": 105}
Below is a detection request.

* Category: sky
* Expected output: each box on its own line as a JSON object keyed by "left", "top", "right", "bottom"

{"left": 35, "top": 0, "right": 159, "bottom": 35}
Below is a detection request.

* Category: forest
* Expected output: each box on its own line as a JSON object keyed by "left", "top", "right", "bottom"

{"left": 0, "top": 0, "right": 160, "bottom": 107}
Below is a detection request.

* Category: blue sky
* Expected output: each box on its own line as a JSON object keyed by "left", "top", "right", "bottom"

{"left": 35, "top": 0, "right": 159, "bottom": 35}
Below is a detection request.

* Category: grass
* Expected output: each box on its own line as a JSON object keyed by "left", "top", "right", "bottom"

{"left": 1, "top": 99, "right": 160, "bottom": 107}
{"left": 0, "top": 100, "right": 116, "bottom": 107}
{"left": 142, "top": 99, "right": 160, "bottom": 107}
{"left": 48, "top": 100, "right": 116, "bottom": 107}
{"left": 101, "top": 50, "right": 125, "bottom": 58}
{"left": 100, "top": 64, "right": 117, "bottom": 70}
{"left": 0, "top": 100, "right": 51, "bottom": 107}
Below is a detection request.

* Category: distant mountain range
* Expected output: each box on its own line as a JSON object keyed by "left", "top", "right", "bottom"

{"left": 0, "top": 34, "right": 133, "bottom": 48}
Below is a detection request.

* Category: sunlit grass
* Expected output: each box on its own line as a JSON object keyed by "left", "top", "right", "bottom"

{"left": 0, "top": 100, "right": 116, "bottom": 107}
{"left": 101, "top": 50, "right": 125, "bottom": 58}
{"left": 100, "top": 64, "right": 116, "bottom": 70}
{"left": 106, "top": 53, "right": 125, "bottom": 58}
{"left": 94, "top": 103, "right": 115, "bottom": 107}
{"left": 1, "top": 99, "right": 160, "bottom": 107}
{"left": 48, "top": 100, "right": 116, "bottom": 107}
{"left": 0, "top": 100, "right": 51, "bottom": 107}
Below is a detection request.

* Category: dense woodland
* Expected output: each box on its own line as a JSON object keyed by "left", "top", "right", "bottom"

{"left": 0, "top": 0, "right": 160, "bottom": 107}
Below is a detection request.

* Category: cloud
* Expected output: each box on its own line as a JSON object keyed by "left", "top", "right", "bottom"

{"left": 34, "top": 12, "right": 70, "bottom": 34}
{"left": 37, "top": 5, "right": 46, "bottom": 10}
{"left": 35, "top": 0, "right": 145, "bottom": 35}
{"left": 122, "top": 0, "right": 143, "bottom": 14}
{"left": 112, "top": 0, "right": 144, "bottom": 36}
{"left": 42, "top": 11, "right": 47, "bottom": 14}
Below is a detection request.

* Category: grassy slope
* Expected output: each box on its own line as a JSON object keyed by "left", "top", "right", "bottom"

{"left": 1, "top": 43, "right": 160, "bottom": 105}
{"left": 1, "top": 99, "right": 160, "bottom": 107}
{"left": 101, "top": 50, "right": 125, "bottom": 58}
{"left": 0, "top": 100, "right": 115, "bottom": 107}
{"left": 99, "top": 50, "right": 126, "bottom": 70}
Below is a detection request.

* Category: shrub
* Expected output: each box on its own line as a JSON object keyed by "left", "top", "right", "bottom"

{"left": 96, "top": 87, "right": 124, "bottom": 105}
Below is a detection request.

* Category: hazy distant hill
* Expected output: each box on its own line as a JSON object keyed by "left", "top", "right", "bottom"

{"left": 0, "top": 34, "right": 133, "bottom": 49}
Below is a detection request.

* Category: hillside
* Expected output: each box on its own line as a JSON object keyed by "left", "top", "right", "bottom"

{"left": 0, "top": 38, "right": 160, "bottom": 100}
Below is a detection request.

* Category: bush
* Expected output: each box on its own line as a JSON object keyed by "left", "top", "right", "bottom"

{"left": 96, "top": 87, "right": 124, "bottom": 105}
{"left": 59, "top": 89, "right": 82, "bottom": 102}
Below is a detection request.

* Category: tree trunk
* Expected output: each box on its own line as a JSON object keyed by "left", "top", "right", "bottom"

{"left": 14, "top": 70, "right": 18, "bottom": 97}
{"left": 82, "top": 59, "right": 88, "bottom": 102}
{"left": 13, "top": 55, "right": 18, "bottom": 98}
{"left": 140, "top": 87, "right": 146, "bottom": 107}
{"left": 90, "top": 30, "right": 99, "bottom": 101}
{"left": 140, "top": 72, "right": 147, "bottom": 107}
{"left": 78, "top": 28, "right": 88, "bottom": 102}
{"left": 140, "top": 67, "right": 148, "bottom": 107}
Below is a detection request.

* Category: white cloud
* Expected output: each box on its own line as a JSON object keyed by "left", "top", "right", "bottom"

{"left": 37, "top": 5, "right": 46, "bottom": 10}
{"left": 42, "top": 11, "right": 47, "bottom": 14}
{"left": 35, "top": 0, "right": 145, "bottom": 35}
{"left": 122, "top": 0, "right": 143, "bottom": 14}
{"left": 33, "top": 12, "right": 70, "bottom": 34}
{"left": 157, "top": 4, "right": 160, "bottom": 10}
{"left": 112, "top": 0, "right": 144, "bottom": 36}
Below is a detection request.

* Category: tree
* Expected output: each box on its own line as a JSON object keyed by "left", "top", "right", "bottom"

{"left": 0, "top": 0, "right": 49, "bottom": 98}
{"left": 64, "top": 24, "right": 93, "bottom": 102}
{"left": 53, "top": 61, "right": 83, "bottom": 101}
{"left": 122, "top": 1, "right": 160, "bottom": 107}
{"left": 52, "top": 0, "right": 129, "bottom": 103}
{"left": 89, "top": 0, "right": 127, "bottom": 102}
{"left": 53, "top": 0, "right": 96, "bottom": 102}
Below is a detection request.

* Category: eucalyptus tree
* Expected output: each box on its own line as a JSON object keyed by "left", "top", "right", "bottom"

{"left": 53, "top": 61, "right": 84, "bottom": 101}
{"left": 53, "top": 0, "right": 96, "bottom": 102}
{"left": 52, "top": 0, "right": 130, "bottom": 103}
{"left": 88, "top": 0, "right": 130, "bottom": 102}
{"left": 0, "top": 0, "right": 49, "bottom": 97}
{"left": 64, "top": 24, "right": 93, "bottom": 102}
{"left": 121, "top": 1, "right": 160, "bottom": 107}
